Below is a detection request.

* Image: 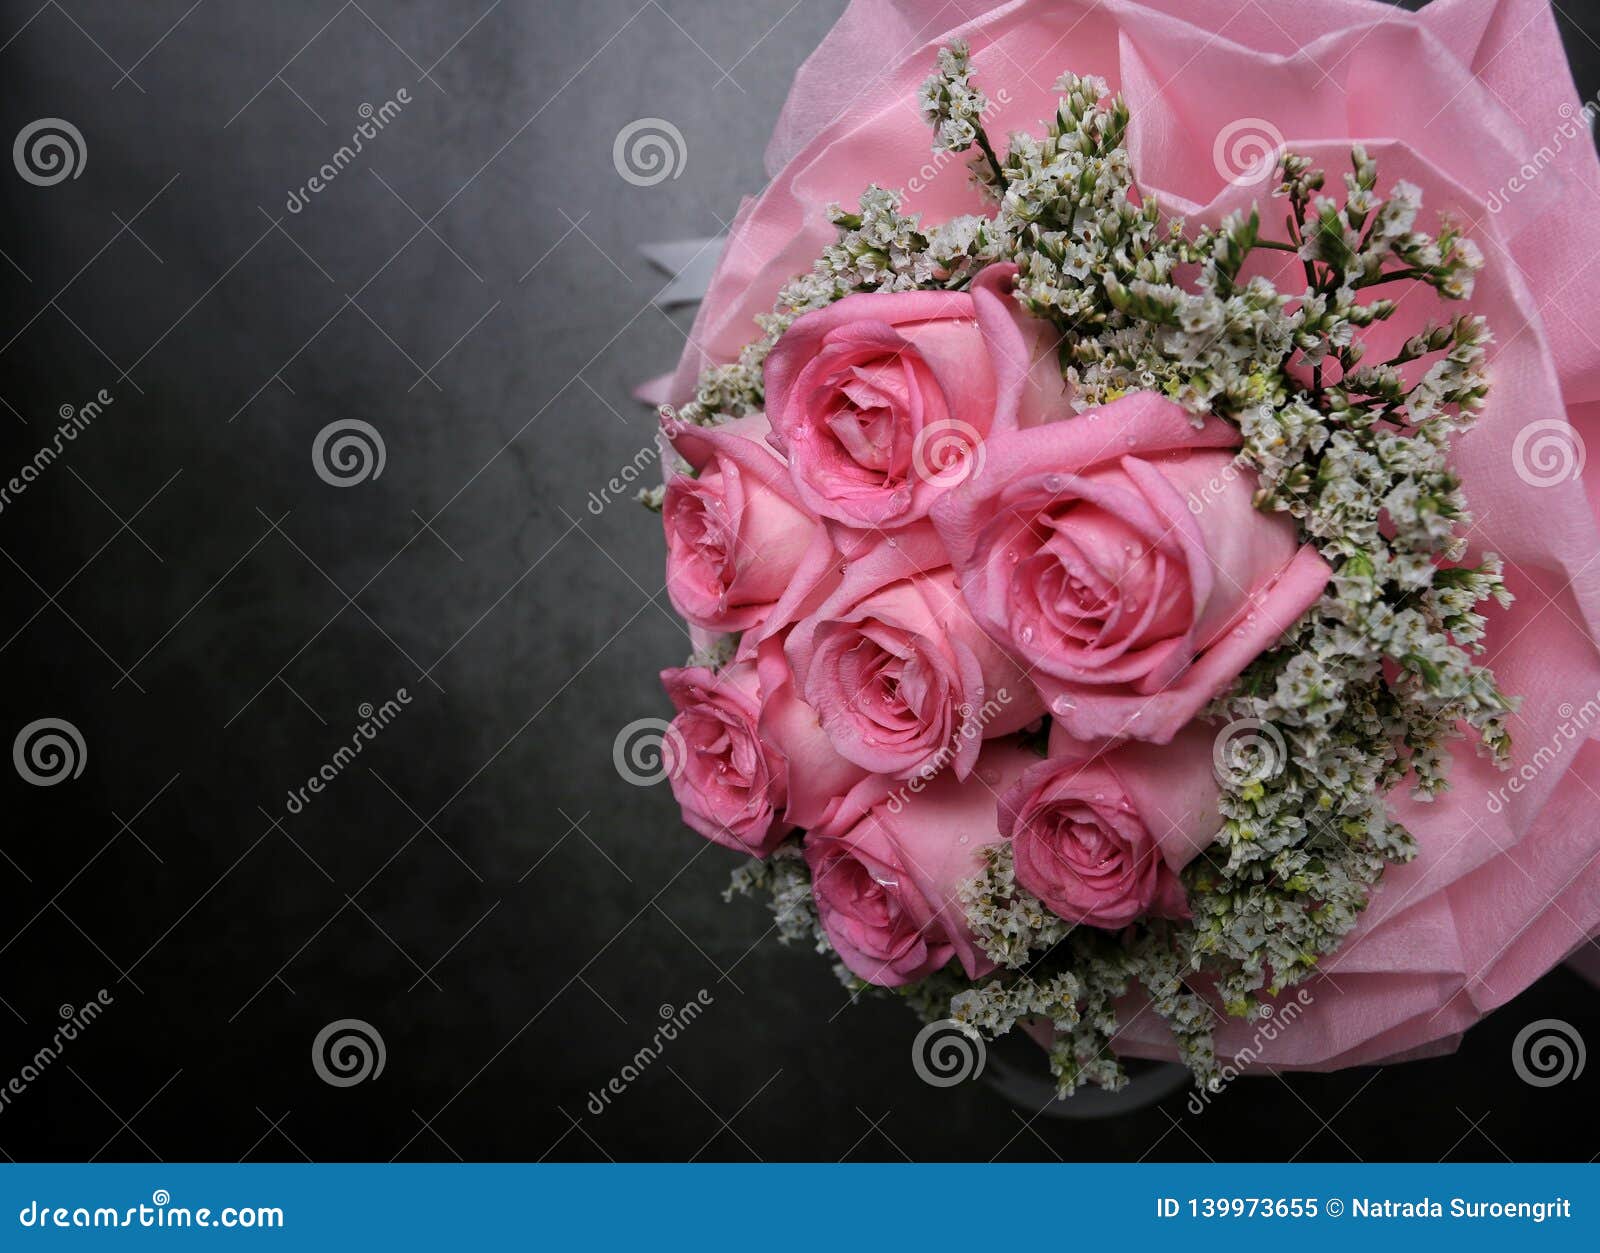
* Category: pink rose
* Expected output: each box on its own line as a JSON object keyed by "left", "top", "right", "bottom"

{"left": 662, "top": 661, "right": 788, "bottom": 856}
{"left": 749, "top": 633, "right": 877, "bottom": 833}
{"left": 785, "top": 539, "right": 1044, "bottom": 782}
{"left": 664, "top": 636, "right": 883, "bottom": 858}
{"left": 763, "top": 265, "right": 1063, "bottom": 534}
{"left": 806, "top": 740, "right": 1037, "bottom": 986}
{"left": 999, "top": 723, "right": 1223, "bottom": 929}
{"left": 932, "top": 391, "right": 1331, "bottom": 744}
{"left": 662, "top": 414, "right": 832, "bottom": 634}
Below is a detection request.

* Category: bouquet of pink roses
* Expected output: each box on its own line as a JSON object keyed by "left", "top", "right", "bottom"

{"left": 640, "top": 0, "right": 1600, "bottom": 1096}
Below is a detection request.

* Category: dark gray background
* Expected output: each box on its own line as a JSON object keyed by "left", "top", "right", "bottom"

{"left": 0, "top": 0, "right": 1595, "bottom": 1162}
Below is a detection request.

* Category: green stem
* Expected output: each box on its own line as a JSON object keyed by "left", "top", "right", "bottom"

{"left": 1355, "top": 267, "right": 1429, "bottom": 290}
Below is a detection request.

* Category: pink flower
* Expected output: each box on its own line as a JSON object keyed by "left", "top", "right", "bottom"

{"left": 784, "top": 538, "right": 1044, "bottom": 782}
{"left": 664, "top": 635, "right": 882, "bottom": 857}
{"left": 661, "top": 662, "right": 788, "bottom": 857}
{"left": 763, "top": 265, "right": 1063, "bottom": 533}
{"left": 662, "top": 414, "right": 831, "bottom": 634}
{"left": 999, "top": 724, "right": 1222, "bottom": 929}
{"left": 749, "top": 633, "right": 876, "bottom": 833}
{"left": 805, "top": 740, "right": 1037, "bottom": 986}
{"left": 933, "top": 392, "right": 1331, "bottom": 744}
